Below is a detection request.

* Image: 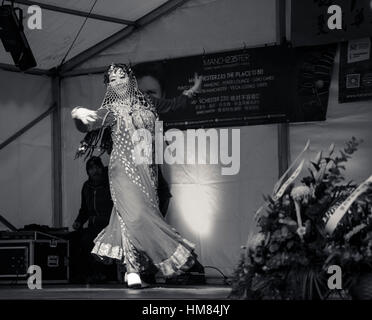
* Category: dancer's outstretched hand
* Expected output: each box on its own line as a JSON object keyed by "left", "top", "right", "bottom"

{"left": 71, "top": 107, "right": 98, "bottom": 125}
{"left": 192, "top": 73, "right": 203, "bottom": 93}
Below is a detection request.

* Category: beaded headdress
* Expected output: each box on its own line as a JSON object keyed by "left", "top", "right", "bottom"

{"left": 101, "top": 63, "right": 156, "bottom": 116}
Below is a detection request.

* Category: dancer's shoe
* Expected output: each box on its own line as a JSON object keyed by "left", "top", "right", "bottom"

{"left": 125, "top": 272, "right": 149, "bottom": 289}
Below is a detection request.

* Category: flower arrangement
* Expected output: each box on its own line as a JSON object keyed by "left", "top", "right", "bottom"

{"left": 230, "top": 137, "right": 372, "bottom": 300}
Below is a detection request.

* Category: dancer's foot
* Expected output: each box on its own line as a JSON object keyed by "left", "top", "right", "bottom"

{"left": 125, "top": 272, "right": 146, "bottom": 289}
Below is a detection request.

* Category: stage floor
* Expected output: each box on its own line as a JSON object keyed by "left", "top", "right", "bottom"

{"left": 0, "top": 284, "right": 231, "bottom": 300}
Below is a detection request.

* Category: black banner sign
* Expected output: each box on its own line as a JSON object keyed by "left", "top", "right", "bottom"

{"left": 160, "top": 46, "right": 291, "bottom": 129}
{"left": 134, "top": 44, "right": 336, "bottom": 130}
{"left": 292, "top": 0, "right": 372, "bottom": 47}
{"left": 339, "top": 37, "right": 372, "bottom": 103}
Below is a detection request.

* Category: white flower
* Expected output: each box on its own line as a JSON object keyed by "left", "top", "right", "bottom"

{"left": 291, "top": 185, "right": 314, "bottom": 204}
{"left": 297, "top": 226, "right": 306, "bottom": 238}
{"left": 247, "top": 233, "right": 266, "bottom": 251}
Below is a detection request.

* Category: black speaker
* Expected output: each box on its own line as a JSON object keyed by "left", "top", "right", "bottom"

{"left": 0, "top": 5, "right": 36, "bottom": 71}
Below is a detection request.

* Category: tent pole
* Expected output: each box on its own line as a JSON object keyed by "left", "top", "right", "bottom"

{"left": 276, "top": 0, "right": 290, "bottom": 177}
{"left": 276, "top": 0, "right": 287, "bottom": 45}
{"left": 277, "top": 123, "right": 290, "bottom": 176}
{"left": 0, "top": 104, "right": 56, "bottom": 151}
{"left": 60, "top": 67, "right": 107, "bottom": 78}
{"left": 60, "top": 42, "right": 278, "bottom": 78}
{"left": 52, "top": 75, "right": 63, "bottom": 228}
{"left": 0, "top": 63, "right": 52, "bottom": 76}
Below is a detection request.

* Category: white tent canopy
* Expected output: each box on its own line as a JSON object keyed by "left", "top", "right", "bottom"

{"left": 0, "top": 0, "right": 371, "bottom": 278}
{"left": 0, "top": 0, "right": 173, "bottom": 70}
{"left": 0, "top": 0, "right": 277, "bottom": 72}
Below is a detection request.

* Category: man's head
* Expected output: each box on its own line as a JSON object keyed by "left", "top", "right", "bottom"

{"left": 86, "top": 156, "right": 104, "bottom": 182}
{"left": 133, "top": 62, "right": 166, "bottom": 99}
{"left": 137, "top": 75, "right": 163, "bottom": 98}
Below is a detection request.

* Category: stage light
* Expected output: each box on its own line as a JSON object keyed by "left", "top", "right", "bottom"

{"left": 0, "top": 3, "right": 36, "bottom": 70}
{"left": 174, "top": 184, "right": 216, "bottom": 237}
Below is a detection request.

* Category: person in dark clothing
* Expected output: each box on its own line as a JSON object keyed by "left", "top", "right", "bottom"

{"left": 70, "top": 156, "right": 115, "bottom": 283}
{"left": 73, "top": 156, "right": 113, "bottom": 231}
